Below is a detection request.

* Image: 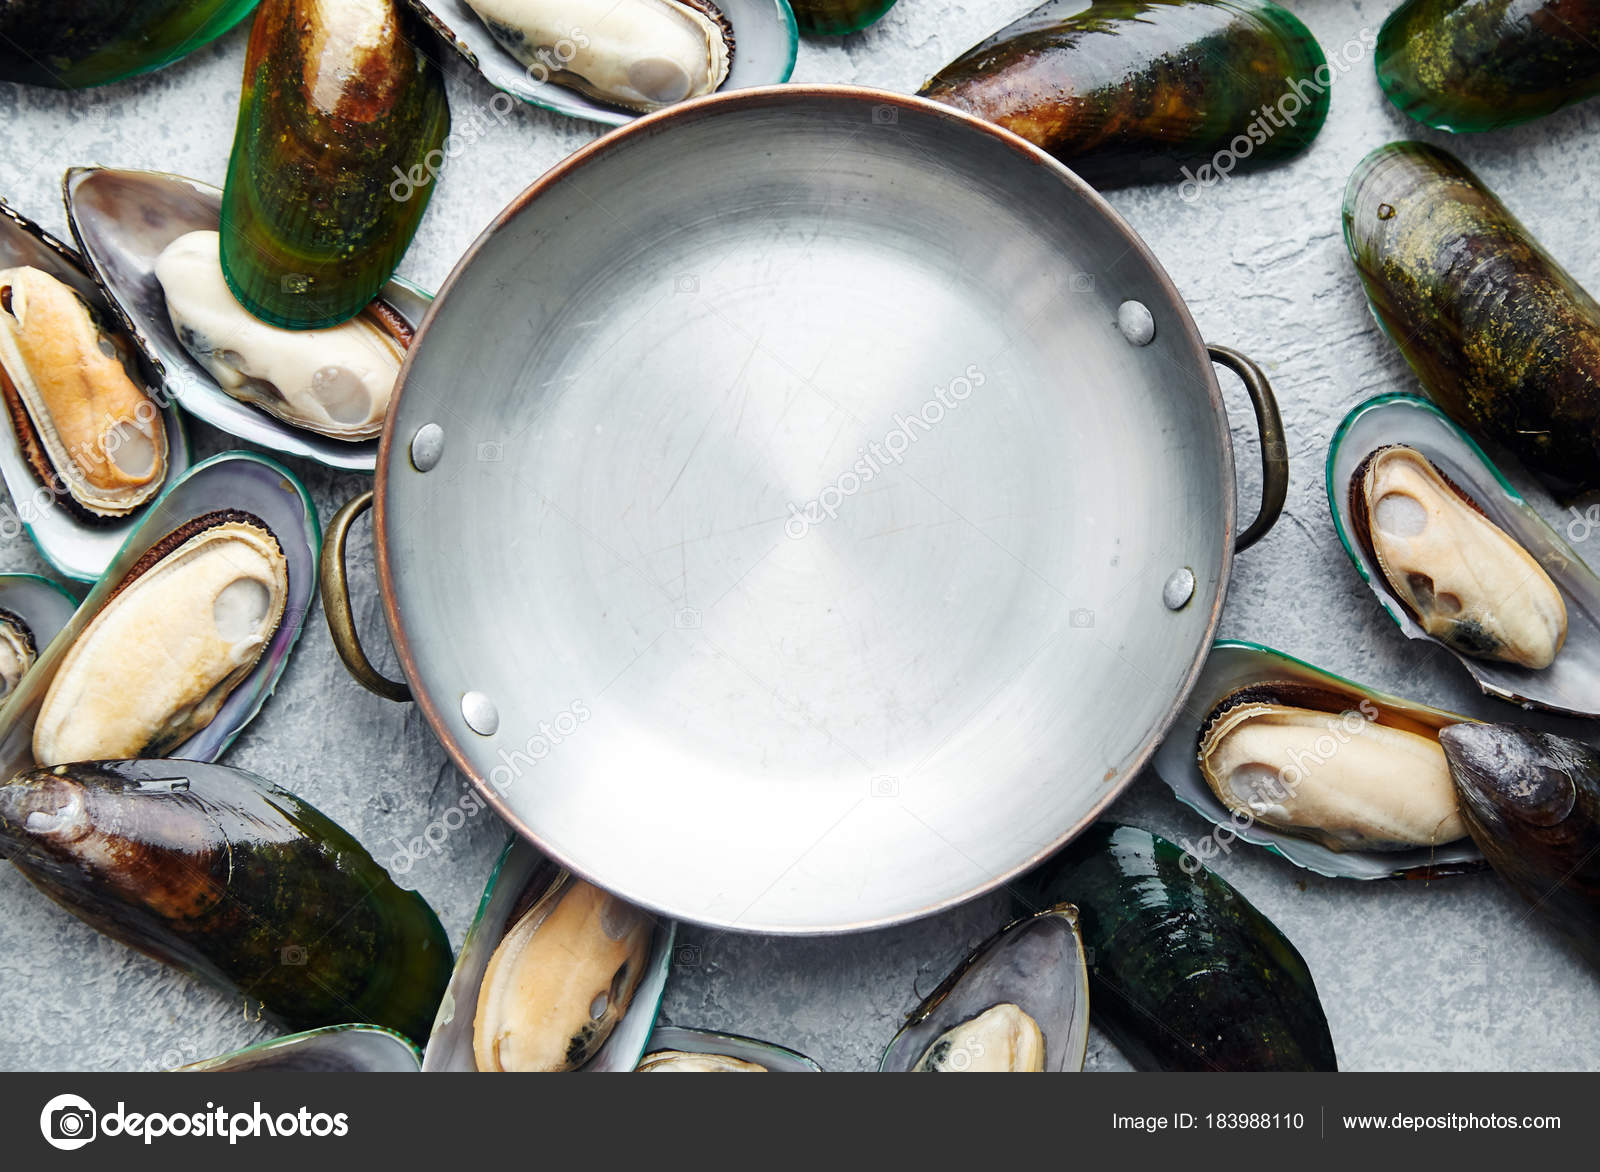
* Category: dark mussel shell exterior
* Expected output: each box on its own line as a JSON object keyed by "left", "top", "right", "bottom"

{"left": 919, "top": 0, "right": 1329, "bottom": 188}
{"left": 1343, "top": 142, "right": 1600, "bottom": 498}
{"left": 1017, "top": 822, "right": 1338, "bottom": 1071}
{"left": 1376, "top": 0, "right": 1600, "bottom": 133}
{"left": 0, "top": 0, "right": 260, "bottom": 89}
{"left": 789, "top": 0, "right": 897, "bottom": 35}
{"left": 1440, "top": 723, "right": 1600, "bottom": 968}
{"left": 220, "top": 0, "right": 449, "bottom": 328}
{"left": 0, "top": 759, "right": 451, "bottom": 1044}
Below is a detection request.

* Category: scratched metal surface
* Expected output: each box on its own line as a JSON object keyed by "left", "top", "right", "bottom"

{"left": 1, "top": 0, "right": 1597, "bottom": 1071}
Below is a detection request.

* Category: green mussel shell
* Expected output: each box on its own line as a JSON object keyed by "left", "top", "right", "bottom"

{"left": 919, "top": 0, "right": 1330, "bottom": 188}
{"left": 1015, "top": 822, "right": 1338, "bottom": 1071}
{"left": 1441, "top": 724, "right": 1600, "bottom": 969}
{"left": 220, "top": 0, "right": 449, "bottom": 329}
{"left": 1343, "top": 142, "right": 1600, "bottom": 497}
{"left": 790, "top": 0, "right": 898, "bottom": 35}
{"left": 1376, "top": 0, "right": 1600, "bottom": 132}
{"left": 0, "top": 760, "right": 452, "bottom": 1044}
{"left": 0, "top": 0, "right": 260, "bottom": 89}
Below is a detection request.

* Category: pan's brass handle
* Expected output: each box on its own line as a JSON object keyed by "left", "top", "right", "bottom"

{"left": 321, "top": 491, "right": 411, "bottom": 702}
{"left": 1209, "top": 345, "right": 1288, "bottom": 553}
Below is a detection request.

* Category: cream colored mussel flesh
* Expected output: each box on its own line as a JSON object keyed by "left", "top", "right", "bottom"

{"left": 0, "top": 266, "right": 166, "bottom": 516}
{"left": 912, "top": 1003, "right": 1045, "bottom": 1072}
{"left": 33, "top": 512, "right": 289, "bottom": 763}
{"left": 0, "top": 609, "right": 36, "bottom": 700}
{"left": 154, "top": 231, "right": 404, "bottom": 441}
{"left": 465, "top": 0, "right": 733, "bottom": 111}
{"left": 1354, "top": 445, "right": 1567, "bottom": 669}
{"left": 1198, "top": 685, "right": 1466, "bottom": 851}
{"left": 473, "top": 877, "right": 653, "bottom": 1071}
{"left": 636, "top": 1050, "right": 768, "bottom": 1072}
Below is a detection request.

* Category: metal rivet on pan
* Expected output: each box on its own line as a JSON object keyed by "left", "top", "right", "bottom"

{"left": 1163, "top": 567, "right": 1196, "bottom": 611}
{"left": 461, "top": 691, "right": 499, "bottom": 736}
{"left": 410, "top": 423, "right": 444, "bottom": 472}
{"left": 1117, "top": 300, "right": 1156, "bottom": 346}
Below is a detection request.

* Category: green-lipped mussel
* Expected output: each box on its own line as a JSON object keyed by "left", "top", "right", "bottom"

{"left": 177, "top": 1025, "right": 422, "bottom": 1071}
{"left": 462, "top": 0, "right": 734, "bottom": 112}
{"left": 31, "top": 509, "right": 288, "bottom": 765}
{"left": 636, "top": 1025, "right": 822, "bottom": 1071}
{"left": 0, "top": 0, "right": 260, "bottom": 89}
{"left": 1350, "top": 445, "right": 1567, "bottom": 669}
{"left": 1441, "top": 723, "right": 1600, "bottom": 968}
{"left": 919, "top": 0, "right": 1330, "bottom": 187}
{"left": 880, "top": 905, "right": 1089, "bottom": 1072}
{"left": 789, "top": 0, "right": 896, "bottom": 35}
{"left": 221, "top": 0, "right": 449, "bottom": 328}
{"left": 1344, "top": 142, "right": 1600, "bottom": 497}
{"left": 423, "top": 839, "right": 673, "bottom": 1071}
{"left": 1376, "top": 0, "right": 1600, "bottom": 132}
{"left": 1017, "top": 822, "right": 1338, "bottom": 1071}
{"left": 0, "top": 264, "right": 168, "bottom": 519}
{"left": 0, "top": 759, "right": 451, "bottom": 1043}
{"left": 1328, "top": 396, "right": 1600, "bottom": 720}
{"left": 0, "top": 610, "right": 37, "bottom": 702}
{"left": 1198, "top": 681, "right": 1467, "bottom": 852}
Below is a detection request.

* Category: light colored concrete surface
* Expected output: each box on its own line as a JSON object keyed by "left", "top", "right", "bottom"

{"left": 1, "top": 0, "right": 1597, "bottom": 1073}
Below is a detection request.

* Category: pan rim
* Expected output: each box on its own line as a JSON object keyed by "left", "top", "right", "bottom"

{"left": 374, "top": 83, "right": 1237, "bottom": 934}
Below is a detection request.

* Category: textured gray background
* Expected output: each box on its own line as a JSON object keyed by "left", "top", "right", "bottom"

{"left": 2, "top": 0, "right": 1598, "bottom": 1072}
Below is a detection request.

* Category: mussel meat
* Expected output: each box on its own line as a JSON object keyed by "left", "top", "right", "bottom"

{"left": 0, "top": 759, "right": 452, "bottom": 1043}
{"left": 473, "top": 875, "right": 655, "bottom": 1071}
{"left": 1350, "top": 445, "right": 1567, "bottom": 669}
{"left": 911, "top": 1003, "right": 1045, "bottom": 1072}
{"left": 1018, "top": 822, "right": 1338, "bottom": 1071}
{"left": 0, "top": 609, "right": 37, "bottom": 700}
{"left": 0, "top": 265, "right": 167, "bottom": 518}
{"left": 1440, "top": 723, "right": 1600, "bottom": 968}
{"left": 1198, "top": 682, "right": 1466, "bottom": 851}
{"left": 221, "top": 0, "right": 449, "bottom": 328}
{"left": 879, "top": 905, "right": 1088, "bottom": 1072}
{"left": 919, "top": 0, "right": 1330, "bottom": 188}
{"left": 32, "top": 510, "right": 288, "bottom": 763}
{"left": 0, "top": 0, "right": 260, "bottom": 89}
{"left": 155, "top": 231, "right": 408, "bottom": 441}
{"left": 463, "top": 0, "right": 734, "bottom": 112}
{"left": 1376, "top": 0, "right": 1600, "bottom": 132}
{"left": 1344, "top": 142, "right": 1600, "bottom": 497}
{"left": 636, "top": 1050, "right": 768, "bottom": 1071}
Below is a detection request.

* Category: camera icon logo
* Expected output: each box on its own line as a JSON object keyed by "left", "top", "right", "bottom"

{"left": 673, "top": 943, "right": 702, "bottom": 969}
{"left": 1069, "top": 608, "right": 1095, "bottom": 629}
{"left": 40, "top": 1093, "right": 97, "bottom": 1151}
{"left": 476, "top": 441, "right": 504, "bottom": 462}
{"left": 673, "top": 274, "right": 699, "bottom": 294}
{"left": 872, "top": 105, "right": 898, "bottom": 125}
{"left": 1068, "top": 272, "right": 1096, "bottom": 293}
{"left": 871, "top": 775, "right": 900, "bottom": 797}
{"left": 674, "top": 607, "right": 701, "bottom": 629}
{"left": 281, "top": 944, "right": 309, "bottom": 965}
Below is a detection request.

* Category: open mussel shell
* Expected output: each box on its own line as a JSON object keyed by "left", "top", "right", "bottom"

{"left": 788, "top": 0, "right": 895, "bottom": 35}
{"left": 0, "top": 0, "right": 260, "bottom": 89}
{"left": 878, "top": 905, "right": 1088, "bottom": 1072}
{"left": 1152, "top": 640, "right": 1485, "bottom": 879}
{"left": 639, "top": 1025, "right": 821, "bottom": 1071}
{"left": 423, "top": 838, "right": 674, "bottom": 1071}
{"left": 1328, "top": 394, "right": 1600, "bottom": 719}
{"left": 0, "top": 575, "right": 77, "bottom": 705}
{"left": 177, "top": 1025, "right": 423, "bottom": 1072}
{"left": 64, "top": 168, "right": 431, "bottom": 473}
{"left": 0, "top": 450, "right": 317, "bottom": 779}
{"left": 0, "top": 202, "right": 191, "bottom": 582}
{"left": 406, "top": 0, "right": 797, "bottom": 126}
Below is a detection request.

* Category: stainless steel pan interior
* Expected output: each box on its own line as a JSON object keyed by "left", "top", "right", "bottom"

{"left": 327, "top": 86, "right": 1285, "bottom": 932}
